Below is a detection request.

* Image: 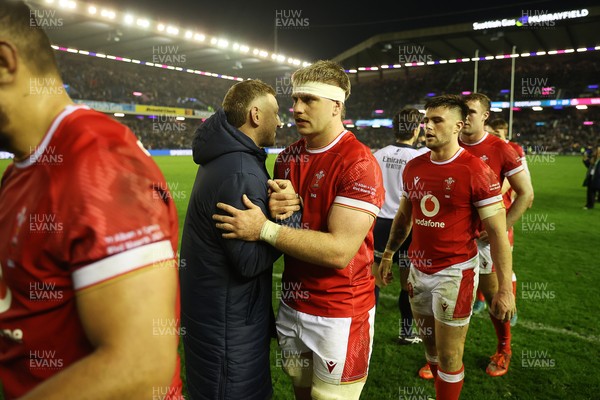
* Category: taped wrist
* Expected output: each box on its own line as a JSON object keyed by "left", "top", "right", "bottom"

{"left": 260, "top": 220, "right": 282, "bottom": 246}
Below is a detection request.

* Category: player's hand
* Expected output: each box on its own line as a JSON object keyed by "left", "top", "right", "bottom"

{"left": 267, "top": 179, "right": 301, "bottom": 220}
{"left": 378, "top": 258, "right": 394, "bottom": 287}
{"left": 478, "top": 230, "right": 489, "bottom": 243}
{"left": 213, "top": 194, "right": 266, "bottom": 241}
{"left": 372, "top": 262, "right": 384, "bottom": 288}
{"left": 490, "top": 290, "right": 516, "bottom": 323}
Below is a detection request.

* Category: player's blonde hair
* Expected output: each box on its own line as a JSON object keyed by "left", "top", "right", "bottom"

{"left": 291, "top": 60, "right": 351, "bottom": 101}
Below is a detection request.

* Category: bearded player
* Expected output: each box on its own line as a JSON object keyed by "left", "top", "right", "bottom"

{"left": 0, "top": 2, "right": 182, "bottom": 399}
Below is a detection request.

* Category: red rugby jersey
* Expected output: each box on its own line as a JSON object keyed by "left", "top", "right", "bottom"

{"left": 274, "top": 130, "right": 385, "bottom": 317}
{"left": 0, "top": 106, "right": 182, "bottom": 399}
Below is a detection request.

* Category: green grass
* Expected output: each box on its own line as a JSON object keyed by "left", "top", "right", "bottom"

{"left": 1, "top": 155, "right": 599, "bottom": 399}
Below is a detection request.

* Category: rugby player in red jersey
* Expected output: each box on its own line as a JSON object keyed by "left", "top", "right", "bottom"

{"left": 379, "top": 94, "right": 515, "bottom": 399}
{"left": 459, "top": 94, "right": 534, "bottom": 377}
{"left": 0, "top": 2, "right": 182, "bottom": 398}
{"left": 487, "top": 117, "right": 534, "bottom": 327}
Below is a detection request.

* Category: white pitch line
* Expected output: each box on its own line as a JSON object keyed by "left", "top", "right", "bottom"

{"left": 378, "top": 292, "right": 600, "bottom": 344}
{"left": 272, "top": 273, "right": 600, "bottom": 344}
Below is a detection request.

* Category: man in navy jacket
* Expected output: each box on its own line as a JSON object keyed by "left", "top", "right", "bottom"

{"left": 180, "top": 80, "right": 285, "bottom": 399}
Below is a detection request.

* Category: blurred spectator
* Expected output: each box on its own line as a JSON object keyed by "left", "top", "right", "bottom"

{"left": 54, "top": 50, "right": 599, "bottom": 151}
{"left": 583, "top": 144, "right": 600, "bottom": 209}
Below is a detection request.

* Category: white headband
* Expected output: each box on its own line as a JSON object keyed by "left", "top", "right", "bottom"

{"left": 292, "top": 81, "right": 346, "bottom": 103}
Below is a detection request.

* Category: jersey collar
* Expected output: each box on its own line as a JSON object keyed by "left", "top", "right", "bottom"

{"left": 15, "top": 105, "right": 90, "bottom": 169}
{"left": 460, "top": 131, "right": 488, "bottom": 146}
{"left": 306, "top": 130, "right": 348, "bottom": 154}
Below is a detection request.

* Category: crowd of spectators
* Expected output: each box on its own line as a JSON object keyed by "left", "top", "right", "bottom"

{"left": 55, "top": 50, "right": 599, "bottom": 152}
{"left": 56, "top": 51, "right": 233, "bottom": 111}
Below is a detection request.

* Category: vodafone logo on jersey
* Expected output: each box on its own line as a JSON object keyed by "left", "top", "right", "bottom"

{"left": 416, "top": 195, "right": 445, "bottom": 228}
{"left": 420, "top": 195, "right": 440, "bottom": 217}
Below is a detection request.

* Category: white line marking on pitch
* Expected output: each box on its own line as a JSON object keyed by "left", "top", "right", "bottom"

{"left": 272, "top": 273, "right": 600, "bottom": 344}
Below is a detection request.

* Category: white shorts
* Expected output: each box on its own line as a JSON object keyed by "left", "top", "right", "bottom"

{"left": 407, "top": 255, "right": 479, "bottom": 327}
{"left": 477, "top": 240, "right": 494, "bottom": 275}
{"left": 276, "top": 300, "right": 375, "bottom": 385}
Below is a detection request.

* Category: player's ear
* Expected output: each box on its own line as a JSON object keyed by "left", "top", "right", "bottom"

{"left": 455, "top": 120, "right": 464, "bottom": 134}
{"left": 0, "top": 41, "right": 18, "bottom": 84}
{"left": 249, "top": 105, "right": 260, "bottom": 126}
{"left": 332, "top": 100, "right": 342, "bottom": 117}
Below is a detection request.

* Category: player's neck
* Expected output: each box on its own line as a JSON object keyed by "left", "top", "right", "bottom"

{"left": 11, "top": 92, "right": 74, "bottom": 161}
{"left": 430, "top": 142, "right": 461, "bottom": 162}
{"left": 304, "top": 122, "right": 345, "bottom": 150}
{"left": 460, "top": 130, "right": 485, "bottom": 144}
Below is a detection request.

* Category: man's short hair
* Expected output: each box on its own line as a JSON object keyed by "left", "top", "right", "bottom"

{"left": 222, "top": 79, "right": 276, "bottom": 128}
{"left": 291, "top": 60, "right": 351, "bottom": 102}
{"left": 0, "top": 1, "right": 59, "bottom": 76}
{"left": 393, "top": 108, "right": 423, "bottom": 141}
{"left": 425, "top": 95, "right": 469, "bottom": 121}
{"left": 463, "top": 92, "right": 491, "bottom": 112}
{"left": 489, "top": 118, "right": 508, "bottom": 131}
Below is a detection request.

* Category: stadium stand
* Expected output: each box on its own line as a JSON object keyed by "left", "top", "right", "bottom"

{"left": 52, "top": 50, "right": 599, "bottom": 152}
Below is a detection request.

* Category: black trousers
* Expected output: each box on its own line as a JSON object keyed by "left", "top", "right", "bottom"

{"left": 586, "top": 185, "right": 598, "bottom": 208}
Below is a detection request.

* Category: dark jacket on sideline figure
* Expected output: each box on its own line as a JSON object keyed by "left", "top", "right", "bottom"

{"left": 583, "top": 157, "right": 600, "bottom": 190}
{"left": 180, "top": 109, "right": 280, "bottom": 400}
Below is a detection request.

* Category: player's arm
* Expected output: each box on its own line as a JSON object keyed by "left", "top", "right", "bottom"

{"left": 505, "top": 169, "right": 534, "bottom": 227}
{"left": 479, "top": 203, "right": 515, "bottom": 322}
{"left": 378, "top": 195, "right": 413, "bottom": 286}
{"left": 500, "top": 178, "right": 511, "bottom": 195}
{"left": 19, "top": 263, "right": 179, "bottom": 400}
{"left": 214, "top": 196, "right": 375, "bottom": 270}
{"left": 216, "top": 174, "right": 282, "bottom": 277}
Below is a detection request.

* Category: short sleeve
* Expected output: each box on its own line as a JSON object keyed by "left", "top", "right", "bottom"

{"left": 501, "top": 141, "right": 524, "bottom": 178}
{"left": 333, "top": 155, "right": 384, "bottom": 218}
{"left": 472, "top": 159, "right": 503, "bottom": 208}
{"left": 63, "top": 140, "right": 178, "bottom": 291}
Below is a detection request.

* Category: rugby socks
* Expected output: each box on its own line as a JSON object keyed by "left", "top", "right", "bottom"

{"left": 399, "top": 289, "right": 413, "bottom": 337}
{"left": 435, "top": 365, "right": 464, "bottom": 400}
{"left": 477, "top": 289, "right": 485, "bottom": 302}
{"left": 426, "top": 354, "right": 439, "bottom": 379}
{"left": 490, "top": 313, "right": 512, "bottom": 354}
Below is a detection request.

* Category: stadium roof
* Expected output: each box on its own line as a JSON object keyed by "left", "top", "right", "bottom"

{"left": 27, "top": 0, "right": 306, "bottom": 81}
{"left": 333, "top": 5, "right": 600, "bottom": 73}
{"left": 27, "top": 1, "right": 600, "bottom": 81}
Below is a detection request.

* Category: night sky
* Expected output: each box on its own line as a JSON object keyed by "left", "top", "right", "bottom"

{"left": 97, "top": 0, "right": 592, "bottom": 62}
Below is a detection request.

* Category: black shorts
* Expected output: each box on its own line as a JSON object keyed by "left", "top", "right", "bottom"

{"left": 373, "top": 217, "right": 412, "bottom": 267}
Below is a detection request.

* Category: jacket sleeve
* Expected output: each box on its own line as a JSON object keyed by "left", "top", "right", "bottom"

{"left": 215, "top": 172, "right": 282, "bottom": 279}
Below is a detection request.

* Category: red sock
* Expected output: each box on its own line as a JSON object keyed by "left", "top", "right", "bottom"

{"left": 490, "top": 313, "right": 511, "bottom": 353}
{"left": 477, "top": 289, "right": 485, "bottom": 302}
{"left": 426, "top": 354, "right": 439, "bottom": 379}
{"left": 435, "top": 365, "right": 464, "bottom": 400}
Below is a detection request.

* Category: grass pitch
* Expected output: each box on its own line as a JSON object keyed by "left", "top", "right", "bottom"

{"left": 1, "top": 154, "right": 598, "bottom": 399}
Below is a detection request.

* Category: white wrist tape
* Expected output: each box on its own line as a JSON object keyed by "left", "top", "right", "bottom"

{"left": 292, "top": 81, "right": 346, "bottom": 103}
{"left": 260, "top": 220, "right": 282, "bottom": 246}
